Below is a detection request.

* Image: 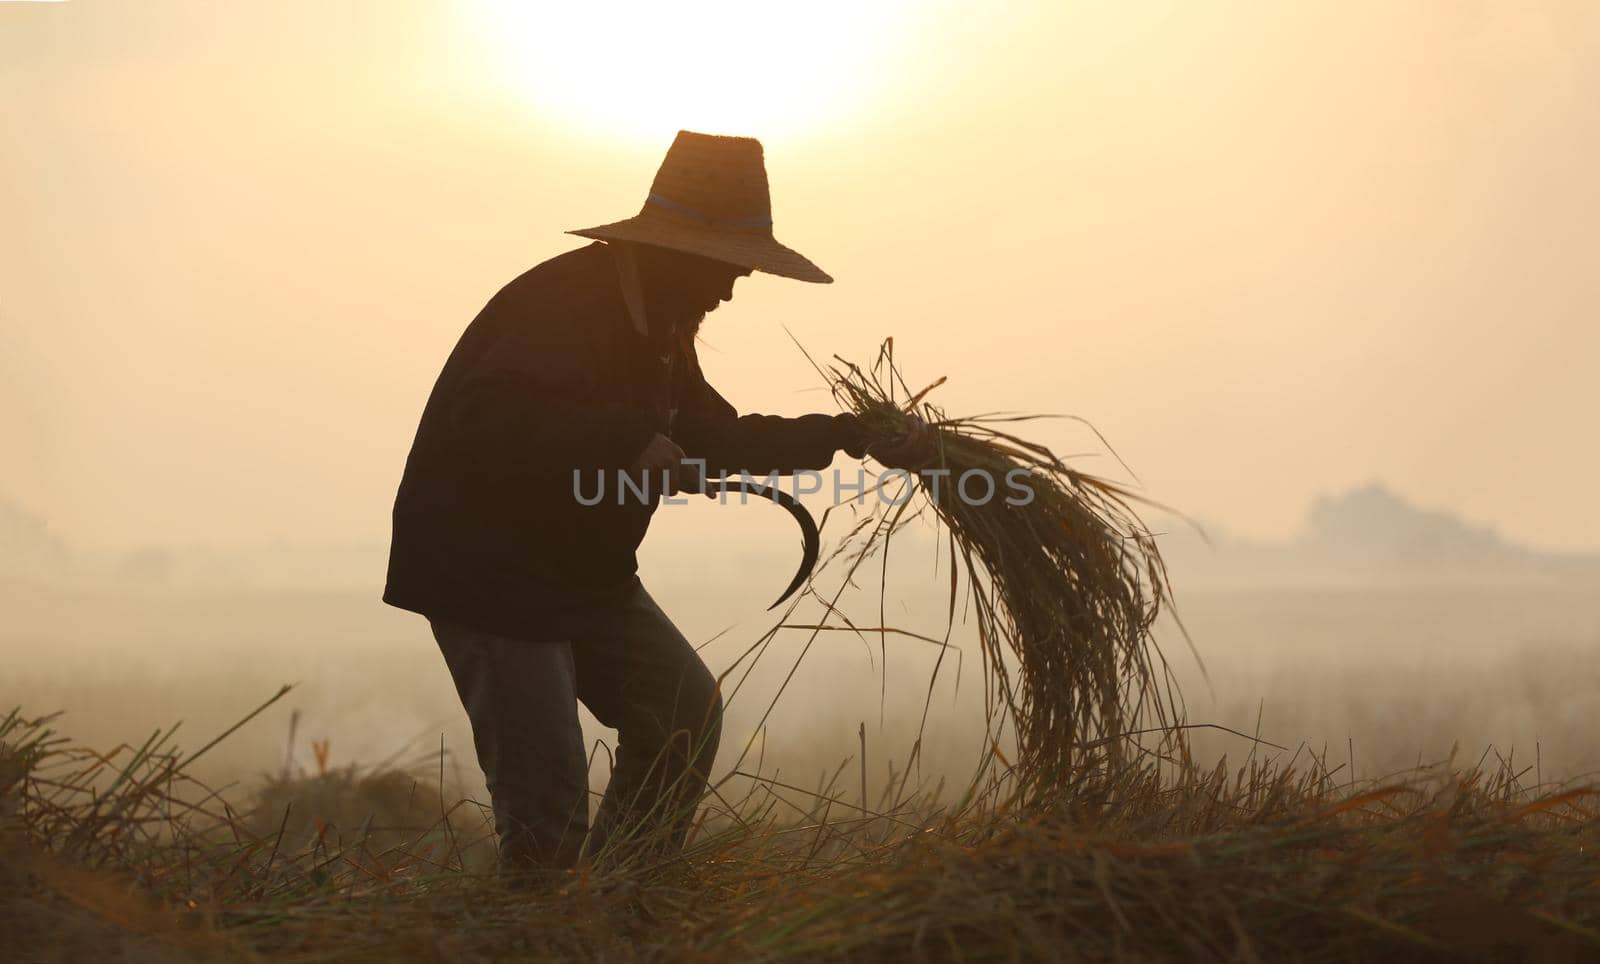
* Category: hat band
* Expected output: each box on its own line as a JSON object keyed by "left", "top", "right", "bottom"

{"left": 646, "top": 192, "right": 773, "bottom": 229}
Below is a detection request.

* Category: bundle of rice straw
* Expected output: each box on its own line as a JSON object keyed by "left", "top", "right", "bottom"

{"left": 814, "top": 339, "right": 1184, "bottom": 790}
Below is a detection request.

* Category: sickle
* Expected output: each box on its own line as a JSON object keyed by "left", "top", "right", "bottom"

{"left": 703, "top": 479, "right": 819, "bottom": 610}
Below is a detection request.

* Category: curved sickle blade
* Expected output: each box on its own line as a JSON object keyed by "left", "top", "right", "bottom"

{"left": 705, "top": 479, "right": 819, "bottom": 610}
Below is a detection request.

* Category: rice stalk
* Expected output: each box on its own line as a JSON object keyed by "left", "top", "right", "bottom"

{"left": 816, "top": 338, "right": 1186, "bottom": 790}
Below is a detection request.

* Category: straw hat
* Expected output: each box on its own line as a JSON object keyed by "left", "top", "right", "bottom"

{"left": 569, "top": 131, "right": 832, "bottom": 284}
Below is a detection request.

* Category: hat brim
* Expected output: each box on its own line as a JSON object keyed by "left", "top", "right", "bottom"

{"left": 568, "top": 217, "right": 832, "bottom": 284}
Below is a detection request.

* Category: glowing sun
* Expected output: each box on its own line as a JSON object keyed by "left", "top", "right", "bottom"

{"left": 464, "top": 0, "right": 915, "bottom": 143}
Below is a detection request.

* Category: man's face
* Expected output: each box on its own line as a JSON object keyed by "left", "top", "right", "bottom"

{"left": 638, "top": 246, "right": 752, "bottom": 328}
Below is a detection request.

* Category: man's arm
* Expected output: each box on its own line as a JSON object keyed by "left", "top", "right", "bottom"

{"left": 673, "top": 376, "right": 867, "bottom": 477}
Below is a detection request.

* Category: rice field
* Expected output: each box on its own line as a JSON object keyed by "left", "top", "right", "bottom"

{"left": 4, "top": 567, "right": 1599, "bottom": 959}
{"left": 4, "top": 475, "right": 1598, "bottom": 959}
{"left": 6, "top": 673, "right": 1599, "bottom": 962}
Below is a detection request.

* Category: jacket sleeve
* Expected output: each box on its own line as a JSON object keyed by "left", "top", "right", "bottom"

{"left": 673, "top": 374, "right": 868, "bottom": 477}
{"left": 446, "top": 311, "right": 658, "bottom": 478}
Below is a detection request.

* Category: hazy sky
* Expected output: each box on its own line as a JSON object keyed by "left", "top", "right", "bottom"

{"left": 4, "top": 1, "right": 1598, "bottom": 554}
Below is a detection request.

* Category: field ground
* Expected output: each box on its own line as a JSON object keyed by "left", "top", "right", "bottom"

{"left": 5, "top": 701, "right": 1598, "bottom": 962}
{"left": 3, "top": 577, "right": 1597, "bottom": 959}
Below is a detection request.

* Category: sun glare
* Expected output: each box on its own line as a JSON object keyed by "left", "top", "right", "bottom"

{"left": 464, "top": 0, "right": 916, "bottom": 144}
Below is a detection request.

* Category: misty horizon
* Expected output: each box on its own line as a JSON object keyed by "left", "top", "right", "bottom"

{"left": 4, "top": 479, "right": 1594, "bottom": 595}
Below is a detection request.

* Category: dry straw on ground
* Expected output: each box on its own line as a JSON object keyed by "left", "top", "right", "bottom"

{"left": 6, "top": 704, "right": 1599, "bottom": 961}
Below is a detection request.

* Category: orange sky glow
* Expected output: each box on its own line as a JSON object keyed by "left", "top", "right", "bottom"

{"left": 2, "top": 0, "right": 1597, "bottom": 556}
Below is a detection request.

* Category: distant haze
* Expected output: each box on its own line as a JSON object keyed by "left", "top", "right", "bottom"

{"left": 4, "top": 479, "right": 1598, "bottom": 789}
{"left": 4, "top": 481, "right": 1594, "bottom": 599}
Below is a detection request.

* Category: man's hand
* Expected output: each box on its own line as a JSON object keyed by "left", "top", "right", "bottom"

{"left": 628, "top": 432, "right": 704, "bottom": 496}
{"left": 867, "top": 415, "right": 936, "bottom": 471}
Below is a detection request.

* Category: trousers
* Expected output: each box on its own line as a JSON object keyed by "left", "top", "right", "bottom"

{"left": 430, "top": 582, "right": 722, "bottom": 872}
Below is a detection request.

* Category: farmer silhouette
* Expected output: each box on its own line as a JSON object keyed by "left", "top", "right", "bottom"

{"left": 384, "top": 131, "right": 930, "bottom": 876}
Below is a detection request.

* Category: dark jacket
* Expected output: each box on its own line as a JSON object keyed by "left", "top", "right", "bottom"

{"left": 383, "top": 242, "right": 864, "bottom": 641}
